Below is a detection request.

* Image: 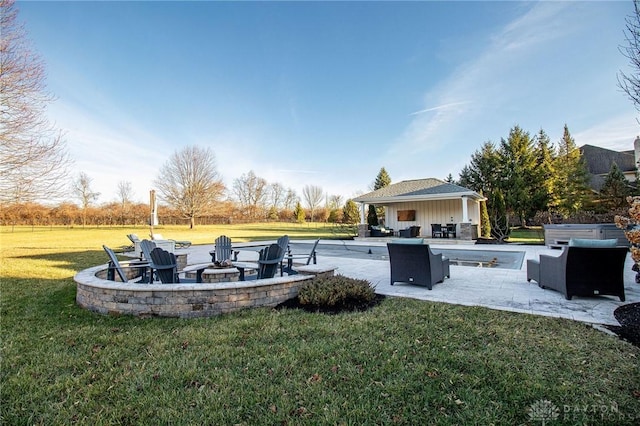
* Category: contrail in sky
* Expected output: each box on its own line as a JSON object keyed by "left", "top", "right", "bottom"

{"left": 410, "top": 101, "right": 470, "bottom": 116}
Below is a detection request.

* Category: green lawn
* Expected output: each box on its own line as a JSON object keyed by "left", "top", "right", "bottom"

{"left": 1, "top": 225, "right": 638, "bottom": 424}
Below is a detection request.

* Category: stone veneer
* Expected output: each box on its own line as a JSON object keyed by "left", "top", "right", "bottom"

{"left": 75, "top": 264, "right": 335, "bottom": 318}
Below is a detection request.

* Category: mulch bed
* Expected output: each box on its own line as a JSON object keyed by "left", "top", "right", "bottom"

{"left": 605, "top": 302, "right": 640, "bottom": 348}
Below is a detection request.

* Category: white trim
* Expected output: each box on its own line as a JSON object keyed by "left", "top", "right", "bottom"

{"left": 355, "top": 192, "right": 485, "bottom": 204}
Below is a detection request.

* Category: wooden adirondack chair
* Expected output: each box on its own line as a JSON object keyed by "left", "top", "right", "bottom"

{"left": 210, "top": 235, "right": 238, "bottom": 262}
{"left": 257, "top": 243, "right": 285, "bottom": 279}
{"left": 149, "top": 247, "right": 180, "bottom": 284}
{"left": 103, "top": 245, "right": 148, "bottom": 283}
{"left": 282, "top": 239, "right": 319, "bottom": 275}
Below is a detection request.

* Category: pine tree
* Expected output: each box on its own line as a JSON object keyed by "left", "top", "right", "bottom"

{"left": 342, "top": 199, "right": 360, "bottom": 224}
{"left": 499, "top": 125, "right": 538, "bottom": 227}
{"left": 293, "top": 201, "right": 306, "bottom": 223}
{"left": 373, "top": 167, "right": 391, "bottom": 223}
{"left": 367, "top": 204, "right": 379, "bottom": 226}
{"left": 489, "top": 189, "right": 510, "bottom": 241}
{"left": 479, "top": 197, "right": 491, "bottom": 238}
{"left": 531, "top": 129, "right": 555, "bottom": 213}
{"left": 551, "top": 125, "right": 591, "bottom": 217}
{"left": 374, "top": 167, "right": 391, "bottom": 190}
{"left": 600, "top": 162, "right": 631, "bottom": 209}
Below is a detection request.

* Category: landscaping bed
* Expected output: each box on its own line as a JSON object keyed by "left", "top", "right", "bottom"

{"left": 606, "top": 302, "right": 640, "bottom": 348}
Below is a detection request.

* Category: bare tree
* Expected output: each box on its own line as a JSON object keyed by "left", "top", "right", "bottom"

{"left": 116, "top": 180, "right": 133, "bottom": 226}
{"left": 232, "top": 170, "right": 268, "bottom": 220}
{"left": 154, "top": 145, "right": 224, "bottom": 229}
{"left": 302, "top": 184, "right": 324, "bottom": 222}
{"left": 0, "top": 0, "right": 71, "bottom": 203}
{"left": 619, "top": 0, "right": 640, "bottom": 115}
{"left": 268, "top": 182, "right": 285, "bottom": 210}
{"left": 72, "top": 172, "right": 99, "bottom": 227}
{"left": 283, "top": 187, "right": 298, "bottom": 211}
{"left": 327, "top": 194, "right": 343, "bottom": 210}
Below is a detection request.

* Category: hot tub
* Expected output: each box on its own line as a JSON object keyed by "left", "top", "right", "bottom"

{"left": 543, "top": 224, "right": 628, "bottom": 248}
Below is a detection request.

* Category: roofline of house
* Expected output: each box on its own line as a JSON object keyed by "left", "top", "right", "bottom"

{"left": 354, "top": 191, "right": 486, "bottom": 204}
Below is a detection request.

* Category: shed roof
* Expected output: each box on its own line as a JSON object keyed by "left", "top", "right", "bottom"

{"left": 353, "top": 178, "right": 485, "bottom": 203}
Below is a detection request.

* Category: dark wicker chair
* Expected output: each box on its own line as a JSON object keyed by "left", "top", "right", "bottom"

{"left": 431, "top": 224, "right": 444, "bottom": 238}
{"left": 527, "top": 246, "right": 627, "bottom": 301}
{"left": 445, "top": 223, "right": 457, "bottom": 238}
{"left": 387, "top": 243, "right": 450, "bottom": 290}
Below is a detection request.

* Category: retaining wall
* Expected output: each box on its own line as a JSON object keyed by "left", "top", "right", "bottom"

{"left": 75, "top": 264, "right": 331, "bottom": 318}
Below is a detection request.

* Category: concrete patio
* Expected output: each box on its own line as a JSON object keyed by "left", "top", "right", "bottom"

{"left": 179, "top": 240, "right": 639, "bottom": 326}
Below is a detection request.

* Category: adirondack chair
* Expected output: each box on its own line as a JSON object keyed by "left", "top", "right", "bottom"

{"left": 257, "top": 243, "right": 285, "bottom": 279}
{"left": 139, "top": 240, "right": 157, "bottom": 282}
{"left": 282, "top": 239, "right": 320, "bottom": 275}
{"left": 234, "top": 243, "right": 286, "bottom": 281}
{"left": 148, "top": 247, "right": 180, "bottom": 283}
{"left": 276, "top": 235, "right": 290, "bottom": 275}
{"left": 103, "top": 245, "right": 148, "bottom": 283}
{"left": 210, "top": 235, "right": 239, "bottom": 262}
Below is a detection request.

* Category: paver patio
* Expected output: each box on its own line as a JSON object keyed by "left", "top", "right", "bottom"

{"left": 180, "top": 240, "right": 639, "bottom": 326}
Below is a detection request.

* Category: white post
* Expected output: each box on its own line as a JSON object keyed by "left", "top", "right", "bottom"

{"left": 461, "top": 196, "right": 469, "bottom": 222}
{"left": 360, "top": 203, "right": 366, "bottom": 224}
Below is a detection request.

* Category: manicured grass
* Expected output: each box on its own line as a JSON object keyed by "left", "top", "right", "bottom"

{"left": 2, "top": 225, "right": 639, "bottom": 424}
{"left": 508, "top": 227, "right": 545, "bottom": 244}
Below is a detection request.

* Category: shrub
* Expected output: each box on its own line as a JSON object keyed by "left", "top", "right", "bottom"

{"left": 297, "top": 275, "right": 376, "bottom": 312}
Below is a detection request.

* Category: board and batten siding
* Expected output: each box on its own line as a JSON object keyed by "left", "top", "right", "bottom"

{"left": 384, "top": 198, "right": 480, "bottom": 237}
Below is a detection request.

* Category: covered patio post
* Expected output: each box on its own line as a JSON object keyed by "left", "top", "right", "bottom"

{"left": 461, "top": 196, "right": 469, "bottom": 222}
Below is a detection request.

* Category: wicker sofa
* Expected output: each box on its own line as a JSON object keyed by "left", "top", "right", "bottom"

{"left": 387, "top": 242, "right": 450, "bottom": 290}
{"left": 527, "top": 243, "right": 627, "bottom": 301}
{"left": 370, "top": 226, "right": 394, "bottom": 237}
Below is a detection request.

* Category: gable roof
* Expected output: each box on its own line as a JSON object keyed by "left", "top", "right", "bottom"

{"left": 353, "top": 178, "right": 484, "bottom": 204}
{"left": 580, "top": 144, "right": 636, "bottom": 175}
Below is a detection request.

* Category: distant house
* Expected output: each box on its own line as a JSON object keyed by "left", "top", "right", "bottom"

{"left": 580, "top": 138, "right": 638, "bottom": 191}
{"left": 353, "top": 178, "right": 485, "bottom": 240}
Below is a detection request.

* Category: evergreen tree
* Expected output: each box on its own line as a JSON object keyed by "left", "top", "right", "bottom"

{"left": 445, "top": 173, "right": 455, "bottom": 184}
{"left": 457, "top": 141, "right": 501, "bottom": 195}
{"left": 551, "top": 125, "right": 591, "bottom": 217}
{"left": 374, "top": 167, "right": 392, "bottom": 190}
{"left": 373, "top": 167, "right": 391, "bottom": 222}
{"left": 293, "top": 201, "right": 305, "bottom": 223}
{"left": 489, "top": 189, "right": 510, "bottom": 241}
{"left": 479, "top": 196, "right": 491, "bottom": 238}
{"left": 342, "top": 199, "right": 360, "bottom": 224}
{"left": 367, "top": 204, "right": 379, "bottom": 226}
{"left": 600, "top": 162, "right": 631, "bottom": 209}
{"left": 499, "top": 125, "right": 539, "bottom": 227}
{"left": 531, "top": 129, "right": 555, "bottom": 213}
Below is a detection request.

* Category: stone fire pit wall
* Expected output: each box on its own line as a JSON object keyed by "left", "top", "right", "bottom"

{"left": 75, "top": 264, "right": 333, "bottom": 318}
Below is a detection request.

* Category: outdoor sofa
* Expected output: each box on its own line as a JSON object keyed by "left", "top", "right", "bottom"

{"left": 370, "top": 225, "right": 394, "bottom": 237}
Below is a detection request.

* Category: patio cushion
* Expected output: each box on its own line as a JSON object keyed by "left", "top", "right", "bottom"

{"left": 568, "top": 238, "right": 617, "bottom": 248}
{"left": 391, "top": 238, "right": 424, "bottom": 245}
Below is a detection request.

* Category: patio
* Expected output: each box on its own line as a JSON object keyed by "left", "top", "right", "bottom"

{"left": 182, "top": 240, "right": 639, "bottom": 326}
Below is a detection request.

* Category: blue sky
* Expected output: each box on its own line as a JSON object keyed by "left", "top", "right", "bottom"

{"left": 18, "top": 0, "right": 638, "bottom": 204}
